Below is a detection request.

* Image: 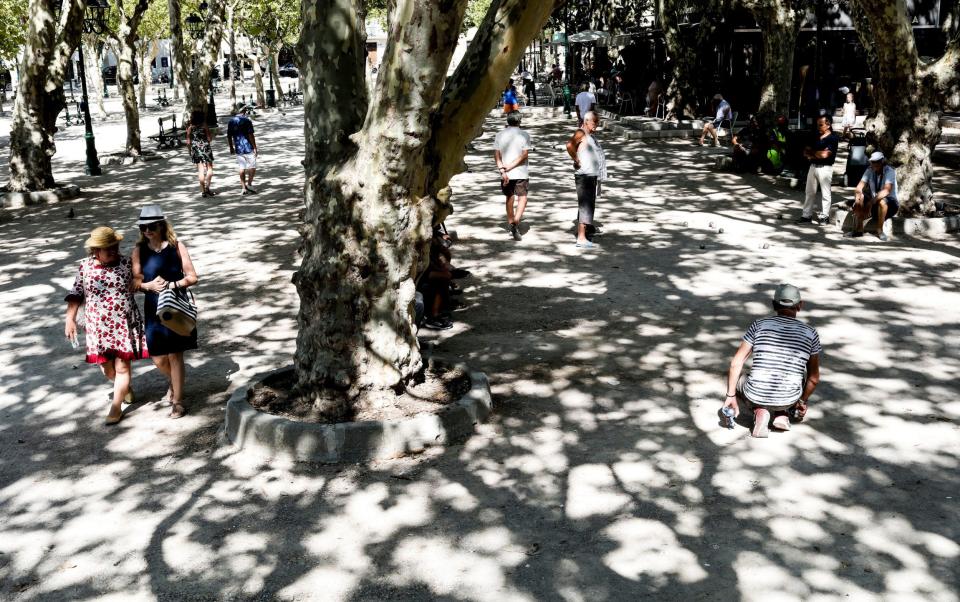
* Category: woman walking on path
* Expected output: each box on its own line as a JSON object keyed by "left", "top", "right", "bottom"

{"left": 132, "top": 205, "right": 199, "bottom": 419}
{"left": 186, "top": 110, "right": 216, "bottom": 198}
{"left": 64, "top": 227, "right": 148, "bottom": 425}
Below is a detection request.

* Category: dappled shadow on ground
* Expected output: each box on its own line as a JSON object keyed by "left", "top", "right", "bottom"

{"left": 0, "top": 109, "right": 958, "bottom": 600}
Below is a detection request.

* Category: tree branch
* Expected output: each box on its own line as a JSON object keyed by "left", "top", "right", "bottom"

{"left": 424, "top": 0, "right": 557, "bottom": 199}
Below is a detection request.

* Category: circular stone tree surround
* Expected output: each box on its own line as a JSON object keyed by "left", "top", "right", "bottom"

{"left": 224, "top": 366, "right": 493, "bottom": 463}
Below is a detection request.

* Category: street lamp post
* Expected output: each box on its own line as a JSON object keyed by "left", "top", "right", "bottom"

{"left": 77, "top": 0, "right": 109, "bottom": 176}
{"left": 186, "top": 2, "right": 218, "bottom": 128}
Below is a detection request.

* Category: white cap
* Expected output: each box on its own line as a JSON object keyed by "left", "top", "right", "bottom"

{"left": 869, "top": 151, "right": 885, "bottom": 162}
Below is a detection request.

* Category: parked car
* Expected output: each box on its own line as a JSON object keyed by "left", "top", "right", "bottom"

{"left": 278, "top": 63, "right": 299, "bottom": 77}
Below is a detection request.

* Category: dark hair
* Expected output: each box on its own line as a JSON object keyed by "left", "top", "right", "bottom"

{"left": 506, "top": 112, "right": 522, "bottom": 126}
{"left": 190, "top": 110, "right": 205, "bottom": 127}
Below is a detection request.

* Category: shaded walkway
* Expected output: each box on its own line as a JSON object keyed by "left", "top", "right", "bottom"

{"left": 0, "top": 108, "right": 957, "bottom": 600}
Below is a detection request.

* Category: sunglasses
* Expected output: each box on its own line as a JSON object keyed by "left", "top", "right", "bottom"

{"left": 139, "top": 222, "right": 163, "bottom": 232}
{"left": 92, "top": 245, "right": 120, "bottom": 254}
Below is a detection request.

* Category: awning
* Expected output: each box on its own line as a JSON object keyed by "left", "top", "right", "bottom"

{"left": 567, "top": 30, "right": 610, "bottom": 44}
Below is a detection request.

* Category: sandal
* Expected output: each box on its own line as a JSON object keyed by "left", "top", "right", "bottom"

{"left": 169, "top": 403, "right": 187, "bottom": 419}
{"left": 105, "top": 412, "right": 123, "bottom": 425}
{"left": 123, "top": 389, "right": 135, "bottom": 405}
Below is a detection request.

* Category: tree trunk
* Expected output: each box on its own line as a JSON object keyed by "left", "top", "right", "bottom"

{"left": 6, "top": 0, "right": 87, "bottom": 192}
{"left": 137, "top": 39, "right": 159, "bottom": 109}
{"left": 83, "top": 36, "right": 108, "bottom": 119}
{"left": 269, "top": 45, "right": 284, "bottom": 98}
{"left": 294, "top": 0, "right": 468, "bottom": 420}
{"left": 851, "top": 0, "right": 959, "bottom": 215}
{"left": 657, "top": 0, "right": 728, "bottom": 119}
{"left": 168, "top": 0, "right": 225, "bottom": 118}
{"left": 252, "top": 46, "right": 266, "bottom": 107}
{"left": 227, "top": 3, "right": 236, "bottom": 106}
{"left": 741, "top": 0, "right": 801, "bottom": 118}
{"left": 115, "top": 0, "right": 152, "bottom": 156}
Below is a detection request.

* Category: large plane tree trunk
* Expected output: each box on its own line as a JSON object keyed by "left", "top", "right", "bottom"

{"left": 168, "top": 0, "right": 225, "bottom": 118}
{"left": 6, "top": 0, "right": 87, "bottom": 192}
{"left": 294, "top": 0, "right": 556, "bottom": 420}
{"left": 137, "top": 39, "right": 159, "bottom": 109}
{"left": 268, "top": 44, "right": 284, "bottom": 98}
{"left": 227, "top": 2, "right": 237, "bottom": 106}
{"left": 252, "top": 42, "right": 266, "bottom": 107}
{"left": 83, "top": 36, "right": 108, "bottom": 119}
{"left": 740, "top": 0, "right": 802, "bottom": 118}
{"left": 851, "top": 0, "right": 959, "bottom": 215}
{"left": 658, "top": 0, "right": 729, "bottom": 119}
{"left": 115, "top": 0, "right": 153, "bottom": 156}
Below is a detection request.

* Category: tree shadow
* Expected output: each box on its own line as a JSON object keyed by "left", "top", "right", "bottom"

{"left": 0, "top": 109, "right": 958, "bottom": 600}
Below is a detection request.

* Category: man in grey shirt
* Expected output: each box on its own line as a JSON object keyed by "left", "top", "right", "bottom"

{"left": 845, "top": 151, "right": 898, "bottom": 241}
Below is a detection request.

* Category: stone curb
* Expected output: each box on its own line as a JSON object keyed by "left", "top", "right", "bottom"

{"left": 0, "top": 185, "right": 81, "bottom": 210}
{"left": 223, "top": 366, "right": 493, "bottom": 463}
{"left": 829, "top": 206, "right": 960, "bottom": 239}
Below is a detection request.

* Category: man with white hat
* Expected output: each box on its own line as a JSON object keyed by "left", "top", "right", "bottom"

{"left": 846, "top": 151, "right": 898, "bottom": 242}
{"left": 722, "top": 284, "right": 822, "bottom": 438}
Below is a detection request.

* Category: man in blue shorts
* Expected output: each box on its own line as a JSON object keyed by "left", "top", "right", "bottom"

{"left": 845, "top": 151, "right": 898, "bottom": 242}
{"left": 723, "top": 284, "right": 822, "bottom": 438}
{"left": 227, "top": 104, "right": 258, "bottom": 195}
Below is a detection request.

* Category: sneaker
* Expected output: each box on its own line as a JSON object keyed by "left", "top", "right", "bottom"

{"left": 843, "top": 230, "right": 864, "bottom": 238}
{"left": 876, "top": 232, "right": 888, "bottom": 242}
{"left": 246, "top": 187, "right": 258, "bottom": 194}
{"left": 511, "top": 224, "right": 522, "bottom": 241}
{"left": 794, "top": 215, "right": 812, "bottom": 224}
{"left": 574, "top": 240, "right": 596, "bottom": 249}
{"left": 241, "top": 188, "right": 249, "bottom": 196}
{"left": 814, "top": 214, "right": 828, "bottom": 225}
{"left": 207, "top": 189, "right": 217, "bottom": 197}
{"left": 752, "top": 408, "right": 770, "bottom": 438}
{"left": 424, "top": 317, "right": 453, "bottom": 330}
{"left": 772, "top": 414, "right": 791, "bottom": 431}
{"left": 201, "top": 190, "right": 210, "bottom": 198}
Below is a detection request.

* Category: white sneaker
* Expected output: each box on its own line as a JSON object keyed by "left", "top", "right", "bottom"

{"left": 772, "top": 415, "right": 791, "bottom": 431}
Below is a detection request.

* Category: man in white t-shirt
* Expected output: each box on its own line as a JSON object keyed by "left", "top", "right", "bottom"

{"left": 494, "top": 112, "right": 532, "bottom": 241}
{"left": 575, "top": 83, "right": 596, "bottom": 127}
{"left": 845, "top": 151, "right": 898, "bottom": 242}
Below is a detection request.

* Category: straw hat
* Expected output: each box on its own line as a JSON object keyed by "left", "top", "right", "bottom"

{"left": 84, "top": 226, "right": 123, "bottom": 250}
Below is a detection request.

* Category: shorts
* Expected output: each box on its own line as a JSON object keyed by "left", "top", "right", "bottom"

{"left": 735, "top": 373, "right": 801, "bottom": 412}
{"left": 236, "top": 153, "right": 257, "bottom": 170}
{"left": 501, "top": 179, "right": 529, "bottom": 197}
{"left": 872, "top": 197, "right": 899, "bottom": 219}
{"left": 503, "top": 103, "right": 519, "bottom": 113}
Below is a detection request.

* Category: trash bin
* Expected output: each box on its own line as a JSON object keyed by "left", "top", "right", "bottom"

{"left": 266, "top": 89, "right": 276, "bottom": 108}
{"left": 845, "top": 138, "right": 867, "bottom": 187}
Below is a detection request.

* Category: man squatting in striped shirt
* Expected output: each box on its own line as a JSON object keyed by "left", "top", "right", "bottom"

{"left": 722, "top": 284, "right": 822, "bottom": 438}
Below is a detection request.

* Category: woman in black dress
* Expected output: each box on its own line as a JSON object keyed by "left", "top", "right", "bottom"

{"left": 186, "top": 110, "right": 216, "bottom": 197}
{"left": 132, "top": 205, "right": 199, "bottom": 418}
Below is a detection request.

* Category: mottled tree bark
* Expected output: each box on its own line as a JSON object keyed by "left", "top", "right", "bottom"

{"left": 251, "top": 45, "right": 266, "bottom": 107}
{"left": 851, "top": 0, "right": 959, "bottom": 214}
{"left": 137, "top": 39, "right": 160, "bottom": 109}
{"left": 83, "top": 36, "right": 108, "bottom": 119}
{"left": 6, "top": 0, "right": 87, "bottom": 191}
{"left": 168, "top": 0, "right": 225, "bottom": 118}
{"left": 657, "top": 0, "right": 729, "bottom": 119}
{"left": 268, "top": 43, "right": 284, "bottom": 98}
{"left": 738, "top": 0, "right": 802, "bottom": 118}
{"left": 114, "top": 0, "right": 153, "bottom": 156}
{"left": 295, "top": 0, "right": 468, "bottom": 419}
{"left": 227, "top": 1, "right": 237, "bottom": 106}
{"left": 294, "top": 0, "right": 556, "bottom": 418}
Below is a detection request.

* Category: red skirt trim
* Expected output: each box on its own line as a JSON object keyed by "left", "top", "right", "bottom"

{"left": 86, "top": 349, "right": 150, "bottom": 364}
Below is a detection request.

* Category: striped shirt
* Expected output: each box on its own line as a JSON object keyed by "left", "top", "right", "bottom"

{"left": 742, "top": 315, "right": 822, "bottom": 406}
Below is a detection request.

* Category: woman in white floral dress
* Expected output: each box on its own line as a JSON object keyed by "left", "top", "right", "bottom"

{"left": 64, "top": 227, "right": 148, "bottom": 425}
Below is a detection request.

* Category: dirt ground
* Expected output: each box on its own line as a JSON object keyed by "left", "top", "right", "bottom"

{"left": 0, "top": 104, "right": 958, "bottom": 601}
